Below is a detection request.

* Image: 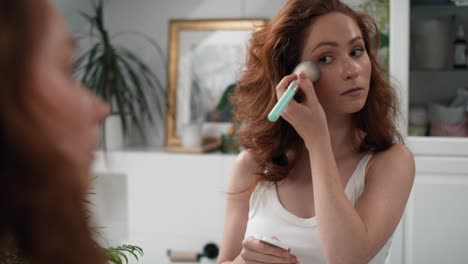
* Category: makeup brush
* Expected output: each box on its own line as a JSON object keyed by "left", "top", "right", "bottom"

{"left": 267, "top": 61, "right": 320, "bottom": 122}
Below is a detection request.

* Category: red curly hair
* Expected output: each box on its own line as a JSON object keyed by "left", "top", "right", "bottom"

{"left": 0, "top": 1, "right": 105, "bottom": 263}
{"left": 231, "top": 0, "right": 402, "bottom": 181}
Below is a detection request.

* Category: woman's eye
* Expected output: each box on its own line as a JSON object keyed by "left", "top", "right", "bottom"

{"left": 319, "top": 55, "right": 333, "bottom": 64}
{"left": 351, "top": 48, "right": 365, "bottom": 57}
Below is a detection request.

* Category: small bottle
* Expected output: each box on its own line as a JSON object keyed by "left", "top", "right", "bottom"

{"left": 453, "top": 24, "right": 467, "bottom": 69}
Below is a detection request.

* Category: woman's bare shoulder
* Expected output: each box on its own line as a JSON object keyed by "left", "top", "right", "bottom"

{"left": 368, "top": 143, "right": 415, "bottom": 181}
{"left": 372, "top": 143, "right": 413, "bottom": 164}
{"left": 227, "top": 150, "right": 262, "bottom": 194}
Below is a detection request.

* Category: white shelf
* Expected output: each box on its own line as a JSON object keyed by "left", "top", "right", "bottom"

{"left": 407, "top": 136, "right": 468, "bottom": 156}
{"left": 410, "top": 68, "right": 468, "bottom": 73}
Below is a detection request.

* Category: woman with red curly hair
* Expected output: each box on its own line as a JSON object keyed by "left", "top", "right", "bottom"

{"left": 0, "top": 0, "right": 109, "bottom": 263}
{"left": 218, "top": 0, "right": 414, "bottom": 263}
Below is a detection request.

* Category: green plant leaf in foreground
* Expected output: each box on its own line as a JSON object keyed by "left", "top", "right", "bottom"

{"left": 104, "top": 244, "right": 144, "bottom": 264}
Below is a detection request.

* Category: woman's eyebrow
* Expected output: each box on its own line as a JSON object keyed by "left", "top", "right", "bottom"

{"left": 312, "top": 36, "right": 363, "bottom": 52}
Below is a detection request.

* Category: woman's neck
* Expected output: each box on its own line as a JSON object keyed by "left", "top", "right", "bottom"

{"left": 286, "top": 114, "right": 361, "bottom": 183}
{"left": 325, "top": 113, "right": 360, "bottom": 160}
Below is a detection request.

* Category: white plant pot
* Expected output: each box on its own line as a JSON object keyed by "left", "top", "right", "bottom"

{"left": 104, "top": 115, "right": 125, "bottom": 150}
{"left": 181, "top": 122, "right": 203, "bottom": 148}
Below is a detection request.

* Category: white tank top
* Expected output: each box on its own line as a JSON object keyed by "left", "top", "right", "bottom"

{"left": 244, "top": 153, "right": 392, "bottom": 264}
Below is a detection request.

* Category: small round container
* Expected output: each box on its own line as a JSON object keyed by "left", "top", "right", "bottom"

{"left": 428, "top": 103, "right": 468, "bottom": 137}
{"left": 428, "top": 103, "right": 465, "bottom": 125}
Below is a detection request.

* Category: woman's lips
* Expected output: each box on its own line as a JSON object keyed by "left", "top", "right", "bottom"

{"left": 341, "top": 87, "right": 364, "bottom": 96}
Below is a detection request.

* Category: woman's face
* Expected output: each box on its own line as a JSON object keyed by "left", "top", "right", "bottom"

{"left": 301, "top": 12, "right": 371, "bottom": 116}
{"left": 30, "top": 5, "right": 109, "bottom": 172}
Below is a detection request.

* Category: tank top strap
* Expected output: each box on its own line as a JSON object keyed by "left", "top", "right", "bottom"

{"left": 248, "top": 181, "right": 273, "bottom": 219}
{"left": 344, "top": 152, "right": 373, "bottom": 204}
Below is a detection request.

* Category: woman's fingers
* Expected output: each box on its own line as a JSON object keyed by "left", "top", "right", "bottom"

{"left": 273, "top": 71, "right": 321, "bottom": 126}
{"left": 241, "top": 248, "right": 295, "bottom": 264}
{"left": 296, "top": 71, "right": 319, "bottom": 106}
{"left": 275, "top": 73, "right": 297, "bottom": 99}
{"left": 242, "top": 237, "right": 297, "bottom": 263}
{"left": 276, "top": 71, "right": 317, "bottom": 105}
{"left": 243, "top": 237, "right": 289, "bottom": 257}
{"left": 274, "top": 73, "right": 303, "bottom": 121}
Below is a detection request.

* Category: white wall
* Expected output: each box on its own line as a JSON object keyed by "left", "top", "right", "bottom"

{"left": 52, "top": 0, "right": 92, "bottom": 32}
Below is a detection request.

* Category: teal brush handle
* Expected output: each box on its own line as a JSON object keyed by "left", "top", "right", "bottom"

{"left": 268, "top": 80, "right": 298, "bottom": 122}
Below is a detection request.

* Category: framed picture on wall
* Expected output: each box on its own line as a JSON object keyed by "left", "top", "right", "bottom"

{"left": 165, "top": 19, "right": 267, "bottom": 152}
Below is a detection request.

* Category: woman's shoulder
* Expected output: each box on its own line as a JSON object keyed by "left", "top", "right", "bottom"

{"left": 227, "top": 150, "right": 262, "bottom": 194}
{"left": 371, "top": 143, "right": 413, "bottom": 163}
{"left": 235, "top": 149, "right": 262, "bottom": 174}
{"left": 367, "top": 143, "right": 415, "bottom": 180}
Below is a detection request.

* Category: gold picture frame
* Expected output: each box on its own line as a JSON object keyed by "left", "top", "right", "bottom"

{"left": 165, "top": 19, "right": 267, "bottom": 152}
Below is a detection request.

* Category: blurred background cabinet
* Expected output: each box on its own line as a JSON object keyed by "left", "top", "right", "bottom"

{"left": 388, "top": 1, "right": 468, "bottom": 263}
{"left": 408, "top": 1, "right": 468, "bottom": 137}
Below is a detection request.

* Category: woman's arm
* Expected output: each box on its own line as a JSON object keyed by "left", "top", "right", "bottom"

{"left": 277, "top": 73, "right": 415, "bottom": 264}
{"left": 216, "top": 151, "right": 256, "bottom": 264}
{"left": 217, "top": 151, "right": 295, "bottom": 264}
{"left": 307, "top": 138, "right": 415, "bottom": 264}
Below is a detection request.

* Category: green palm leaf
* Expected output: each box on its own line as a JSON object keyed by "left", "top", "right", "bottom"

{"left": 105, "top": 245, "right": 144, "bottom": 264}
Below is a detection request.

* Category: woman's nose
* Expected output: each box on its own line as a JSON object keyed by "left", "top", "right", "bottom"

{"left": 77, "top": 80, "right": 110, "bottom": 122}
{"left": 93, "top": 96, "right": 110, "bottom": 123}
{"left": 341, "top": 59, "right": 359, "bottom": 80}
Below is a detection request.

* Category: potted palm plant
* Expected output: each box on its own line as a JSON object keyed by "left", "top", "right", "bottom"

{"left": 73, "top": 0, "right": 166, "bottom": 149}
